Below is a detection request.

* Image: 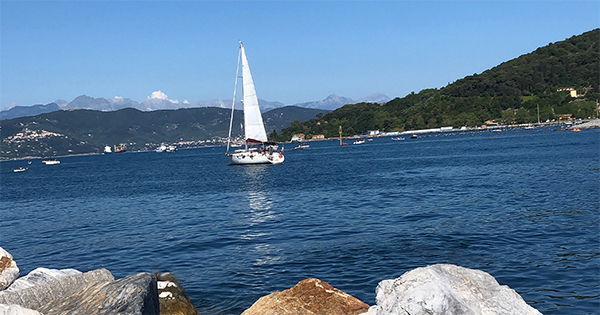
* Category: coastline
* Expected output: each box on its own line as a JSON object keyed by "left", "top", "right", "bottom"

{"left": 3, "top": 119, "right": 597, "bottom": 162}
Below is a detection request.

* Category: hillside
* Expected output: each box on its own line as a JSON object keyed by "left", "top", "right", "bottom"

{"left": 0, "top": 106, "right": 328, "bottom": 159}
{"left": 273, "top": 29, "right": 599, "bottom": 141}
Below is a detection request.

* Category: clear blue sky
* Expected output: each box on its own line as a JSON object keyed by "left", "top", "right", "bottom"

{"left": 1, "top": 1, "right": 598, "bottom": 109}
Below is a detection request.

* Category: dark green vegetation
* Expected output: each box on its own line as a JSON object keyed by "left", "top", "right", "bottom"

{"left": 272, "top": 29, "right": 599, "bottom": 141}
{"left": 0, "top": 106, "right": 328, "bottom": 159}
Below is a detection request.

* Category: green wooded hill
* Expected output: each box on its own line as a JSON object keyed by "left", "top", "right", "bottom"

{"left": 0, "top": 106, "right": 328, "bottom": 159}
{"left": 272, "top": 29, "right": 599, "bottom": 141}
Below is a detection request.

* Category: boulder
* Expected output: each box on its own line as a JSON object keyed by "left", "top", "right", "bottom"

{"left": 0, "top": 248, "right": 19, "bottom": 291}
{"left": 39, "top": 272, "right": 159, "bottom": 315}
{"left": 5, "top": 267, "right": 81, "bottom": 292}
{"left": 0, "top": 268, "right": 114, "bottom": 310}
{"left": 361, "top": 264, "right": 543, "bottom": 315}
{"left": 242, "top": 278, "right": 369, "bottom": 315}
{"left": 0, "top": 268, "right": 159, "bottom": 315}
{"left": 0, "top": 304, "right": 42, "bottom": 315}
{"left": 156, "top": 272, "right": 198, "bottom": 315}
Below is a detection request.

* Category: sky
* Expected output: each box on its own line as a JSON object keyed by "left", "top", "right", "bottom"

{"left": 1, "top": 1, "right": 599, "bottom": 110}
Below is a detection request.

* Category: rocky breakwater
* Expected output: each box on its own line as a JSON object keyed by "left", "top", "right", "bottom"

{"left": 242, "top": 264, "right": 543, "bottom": 315}
{"left": 0, "top": 247, "right": 198, "bottom": 315}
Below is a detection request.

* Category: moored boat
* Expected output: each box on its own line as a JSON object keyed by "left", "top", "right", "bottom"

{"left": 114, "top": 144, "right": 127, "bottom": 153}
{"left": 42, "top": 159, "right": 60, "bottom": 165}
{"left": 13, "top": 167, "right": 27, "bottom": 172}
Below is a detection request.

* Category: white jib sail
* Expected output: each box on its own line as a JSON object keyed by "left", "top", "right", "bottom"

{"left": 240, "top": 43, "right": 268, "bottom": 143}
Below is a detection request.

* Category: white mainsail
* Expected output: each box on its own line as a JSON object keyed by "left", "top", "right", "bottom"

{"left": 240, "top": 43, "right": 268, "bottom": 143}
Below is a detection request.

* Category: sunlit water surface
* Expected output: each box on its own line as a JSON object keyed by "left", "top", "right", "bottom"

{"left": 1, "top": 128, "right": 598, "bottom": 314}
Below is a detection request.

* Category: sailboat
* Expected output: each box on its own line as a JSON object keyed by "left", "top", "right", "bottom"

{"left": 226, "top": 42, "right": 284, "bottom": 165}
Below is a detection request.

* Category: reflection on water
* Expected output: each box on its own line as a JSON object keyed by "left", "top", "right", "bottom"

{"left": 247, "top": 191, "right": 272, "bottom": 212}
{"left": 252, "top": 243, "right": 282, "bottom": 267}
{"left": 241, "top": 166, "right": 275, "bottom": 220}
{"left": 239, "top": 166, "right": 281, "bottom": 268}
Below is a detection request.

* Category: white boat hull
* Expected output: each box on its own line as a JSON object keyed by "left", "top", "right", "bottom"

{"left": 229, "top": 151, "right": 284, "bottom": 165}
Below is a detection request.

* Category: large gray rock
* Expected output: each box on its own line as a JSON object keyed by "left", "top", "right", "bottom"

{"left": 0, "top": 269, "right": 159, "bottom": 315}
{"left": 0, "top": 304, "right": 42, "bottom": 315}
{"left": 0, "top": 248, "right": 19, "bottom": 291}
{"left": 5, "top": 267, "right": 81, "bottom": 292}
{"left": 0, "top": 268, "right": 114, "bottom": 310}
{"left": 361, "top": 264, "right": 542, "bottom": 315}
{"left": 39, "top": 272, "right": 159, "bottom": 315}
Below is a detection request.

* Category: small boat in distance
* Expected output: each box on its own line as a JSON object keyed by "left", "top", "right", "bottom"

{"left": 293, "top": 143, "right": 310, "bottom": 150}
{"left": 225, "top": 42, "right": 284, "bottom": 165}
{"left": 42, "top": 159, "right": 60, "bottom": 165}
{"left": 114, "top": 144, "right": 127, "bottom": 153}
{"left": 13, "top": 167, "right": 27, "bottom": 173}
{"left": 156, "top": 145, "right": 176, "bottom": 153}
{"left": 411, "top": 134, "right": 418, "bottom": 139}
{"left": 353, "top": 139, "right": 365, "bottom": 145}
{"left": 392, "top": 137, "right": 405, "bottom": 141}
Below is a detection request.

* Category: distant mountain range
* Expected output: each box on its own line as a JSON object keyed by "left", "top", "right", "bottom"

{"left": 0, "top": 93, "right": 390, "bottom": 120}
{"left": 0, "top": 105, "right": 331, "bottom": 159}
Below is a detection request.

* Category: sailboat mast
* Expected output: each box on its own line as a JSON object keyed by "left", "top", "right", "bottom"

{"left": 226, "top": 43, "right": 242, "bottom": 154}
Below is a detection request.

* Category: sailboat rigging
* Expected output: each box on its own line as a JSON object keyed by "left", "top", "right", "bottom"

{"left": 226, "top": 42, "right": 285, "bottom": 165}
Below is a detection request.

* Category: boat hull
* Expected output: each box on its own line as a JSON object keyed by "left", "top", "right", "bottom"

{"left": 229, "top": 151, "right": 284, "bottom": 165}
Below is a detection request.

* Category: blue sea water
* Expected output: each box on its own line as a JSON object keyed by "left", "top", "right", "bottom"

{"left": 1, "top": 127, "right": 598, "bottom": 314}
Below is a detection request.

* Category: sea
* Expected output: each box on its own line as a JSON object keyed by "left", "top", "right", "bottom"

{"left": 1, "top": 127, "right": 598, "bottom": 315}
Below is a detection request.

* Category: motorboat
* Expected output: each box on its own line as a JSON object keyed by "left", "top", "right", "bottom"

{"left": 293, "top": 144, "right": 310, "bottom": 150}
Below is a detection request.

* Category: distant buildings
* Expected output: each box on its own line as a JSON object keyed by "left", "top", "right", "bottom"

{"left": 291, "top": 133, "right": 305, "bottom": 143}
{"left": 311, "top": 134, "right": 325, "bottom": 140}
